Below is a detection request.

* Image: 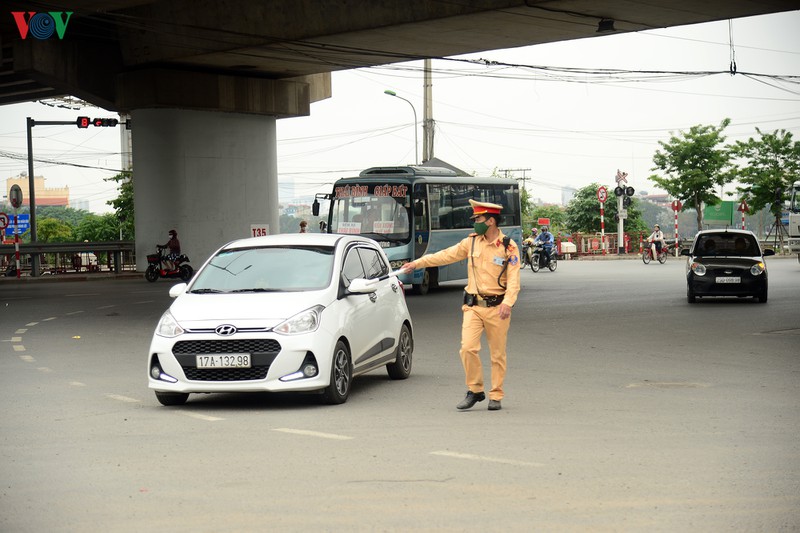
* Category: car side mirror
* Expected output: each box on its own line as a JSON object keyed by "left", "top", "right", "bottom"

{"left": 347, "top": 278, "right": 377, "bottom": 294}
{"left": 680, "top": 249, "right": 690, "bottom": 256}
{"left": 312, "top": 199, "right": 320, "bottom": 217}
{"left": 763, "top": 248, "right": 775, "bottom": 256}
{"left": 169, "top": 283, "right": 188, "bottom": 298}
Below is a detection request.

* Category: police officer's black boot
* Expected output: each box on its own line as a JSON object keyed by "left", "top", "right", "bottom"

{"left": 456, "top": 391, "right": 485, "bottom": 410}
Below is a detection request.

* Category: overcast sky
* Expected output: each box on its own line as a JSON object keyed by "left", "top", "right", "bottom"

{"left": 1, "top": 9, "right": 798, "bottom": 212}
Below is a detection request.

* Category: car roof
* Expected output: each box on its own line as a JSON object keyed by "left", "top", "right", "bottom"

{"left": 219, "top": 233, "right": 372, "bottom": 251}
{"left": 694, "top": 228, "right": 756, "bottom": 237}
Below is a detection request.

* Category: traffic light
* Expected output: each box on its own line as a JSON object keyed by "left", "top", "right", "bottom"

{"left": 76, "top": 116, "right": 118, "bottom": 128}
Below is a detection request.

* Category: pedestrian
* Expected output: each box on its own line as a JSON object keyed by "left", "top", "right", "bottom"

{"left": 400, "top": 199, "right": 521, "bottom": 411}
{"left": 299, "top": 220, "right": 308, "bottom": 233}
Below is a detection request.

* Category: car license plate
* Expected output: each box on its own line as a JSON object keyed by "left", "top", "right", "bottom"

{"left": 196, "top": 354, "right": 251, "bottom": 368}
{"left": 715, "top": 276, "right": 741, "bottom": 284}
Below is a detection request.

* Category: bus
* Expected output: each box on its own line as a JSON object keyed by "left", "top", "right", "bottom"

{"left": 788, "top": 180, "right": 800, "bottom": 262}
{"left": 313, "top": 166, "right": 522, "bottom": 294}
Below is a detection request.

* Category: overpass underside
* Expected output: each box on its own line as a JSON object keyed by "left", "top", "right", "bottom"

{"left": 1, "top": 0, "right": 796, "bottom": 270}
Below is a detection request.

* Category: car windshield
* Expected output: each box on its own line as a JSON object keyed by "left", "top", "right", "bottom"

{"left": 190, "top": 245, "right": 335, "bottom": 292}
{"left": 694, "top": 234, "right": 758, "bottom": 257}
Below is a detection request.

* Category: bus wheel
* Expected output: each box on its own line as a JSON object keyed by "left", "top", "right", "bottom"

{"left": 413, "top": 269, "right": 431, "bottom": 295}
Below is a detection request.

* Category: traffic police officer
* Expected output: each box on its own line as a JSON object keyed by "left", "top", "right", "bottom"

{"left": 401, "top": 199, "right": 521, "bottom": 411}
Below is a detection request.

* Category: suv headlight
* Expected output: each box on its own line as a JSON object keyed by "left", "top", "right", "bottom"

{"left": 274, "top": 305, "right": 324, "bottom": 335}
{"left": 750, "top": 262, "right": 766, "bottom": 276}
{"left": 155, "top": 310, "right": 184, "bottom": 338}
{"left": 690, "top": 262, "right": 706, "bottom": 276}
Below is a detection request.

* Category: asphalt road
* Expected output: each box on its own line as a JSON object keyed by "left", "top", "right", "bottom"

{"left": 1, "top": 257, "right": 799, "bottom": 532}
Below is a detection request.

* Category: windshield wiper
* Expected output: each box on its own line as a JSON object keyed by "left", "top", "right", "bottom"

{"left": 228, "top": 288, "right": 281, "bottom": 293}
{"left": 189, "top": 288, "right": 226, "bottom": 294}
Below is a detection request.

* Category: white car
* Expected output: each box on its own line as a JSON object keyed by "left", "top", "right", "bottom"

{"left": 147, "top": 233, "right": 413, "bottom": 406}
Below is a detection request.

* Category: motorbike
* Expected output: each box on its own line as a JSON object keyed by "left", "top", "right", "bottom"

{"left": 530, "top": 242, "right": 557, "bottom": 272}
{"left": 642, "top": 241, "right": 668, "bottom": 264}
{"left": 145, "top": 246, "right": 193, "bottom": 282}
{"left": 521, "top": 241, "right": 532, "bottom": 268}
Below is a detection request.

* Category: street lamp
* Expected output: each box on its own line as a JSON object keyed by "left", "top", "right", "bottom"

{"left": 384, "top": 90, "right": 418, "bottom": 164}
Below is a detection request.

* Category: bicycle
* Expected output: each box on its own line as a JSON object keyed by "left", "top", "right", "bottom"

{"left": 642, "top": 242, "right": 668, "bottom": 264}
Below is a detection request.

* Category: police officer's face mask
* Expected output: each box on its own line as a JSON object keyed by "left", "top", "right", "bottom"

{"left": 473, "top": 218, "right": 489, "bottom": 235}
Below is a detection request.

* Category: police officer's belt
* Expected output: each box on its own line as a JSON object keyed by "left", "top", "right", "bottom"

{"left": 464, "top": 292, "right": 505, "bottom": 307}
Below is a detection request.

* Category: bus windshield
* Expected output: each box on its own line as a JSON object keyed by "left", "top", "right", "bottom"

{"left": 330, "top": 183, "right": 411, "bottom": 246}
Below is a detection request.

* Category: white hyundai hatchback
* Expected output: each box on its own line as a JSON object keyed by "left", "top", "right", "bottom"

{"left": 147, "top": 233, "right": 413, "bottom": 406}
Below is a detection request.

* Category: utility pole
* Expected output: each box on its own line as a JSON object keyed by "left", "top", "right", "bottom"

{"left": 422, "top": 59, "right": 434, "bottom": 163}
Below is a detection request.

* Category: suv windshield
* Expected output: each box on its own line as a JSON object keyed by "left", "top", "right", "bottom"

{"left": 329, "top": 183, "right": 411, "bottom": 246}
{"left": 190, "top": 246, "right": 335, "bottom": 292}
{"left": 694, "top": 233, "right": 759, "bottom": 257}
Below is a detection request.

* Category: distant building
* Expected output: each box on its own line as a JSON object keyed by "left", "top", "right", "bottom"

{"left": 4, "top": 176, "right": 69, "bottom": 207}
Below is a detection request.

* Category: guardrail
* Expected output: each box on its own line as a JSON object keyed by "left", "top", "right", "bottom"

{"left": 1, "top": 241, "right": 136, "bottom": 276}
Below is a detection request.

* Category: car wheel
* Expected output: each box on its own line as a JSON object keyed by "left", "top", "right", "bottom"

{"left": 322, "top": 340, "right": 352, "bottom": 404}
{"left": 412, "top": 269, "right": 430, "bottom": 295}
{"left": 155, "top": 391, "right": 189, "bottom": 406}
{"left": 386, "top": 323, "right": 413, "bottom": 380}
{"left": 687, "top": 286, "right": 696, "bottom": 304}
{"left": 179, "top": 264, "right": 193, "bottom": 281}
{"left": 144, "top": 266, "right": 159, "bottom": 282}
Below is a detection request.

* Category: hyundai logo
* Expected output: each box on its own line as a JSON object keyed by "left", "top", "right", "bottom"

{"left": 215, "top": 324, "right": 237, "bottom": 336}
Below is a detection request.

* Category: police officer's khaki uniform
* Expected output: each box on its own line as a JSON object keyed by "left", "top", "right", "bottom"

{"left": 413, "top": 231, "right": 521, "bottom": 401}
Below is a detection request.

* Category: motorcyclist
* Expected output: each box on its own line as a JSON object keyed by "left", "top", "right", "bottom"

{"left": 647, "top": 224, "right": 666, "bottom": 260}
{"left": 159, "top": 229, "right": 181, "bottom": 271}
{"left": 534, "top": 226, "right": 554, "bottom": 265}
{"left": 522, "top": 228, "right": 538, "bottom": 264}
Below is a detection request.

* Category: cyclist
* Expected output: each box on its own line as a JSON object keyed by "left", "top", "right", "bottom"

{"left": 647, "top": 224, "right": 666, "bottom": 261}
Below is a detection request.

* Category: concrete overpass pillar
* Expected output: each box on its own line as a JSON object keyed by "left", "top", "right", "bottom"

{"left": 132, "top": 108, "right": 278, "bottom": 271}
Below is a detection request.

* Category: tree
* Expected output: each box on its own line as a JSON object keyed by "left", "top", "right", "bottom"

{"left": 564, "top": 183, "right": 647, "bottom": 234}
{"left": 649, "top": 119, "right": 734, "bottom": 231}
{"left": 106, "top": 172, "right": 135, "bottom": 240}
{"left": 37, "top": 217, "right": 73, "bottom": 243}
{"left": 530, "top": 204, "right": 565, "bottom": 233}
{"left": 731, "top": 128, "right": 800, "bottom": 226}
{"left": 75, "top": 213, "right": 121, "bottom": 242}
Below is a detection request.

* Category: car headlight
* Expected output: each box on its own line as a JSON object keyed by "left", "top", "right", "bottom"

{"left": 750, "top": 262, "right": 766, "bottom": 276}
{"left": 690, "top": 262, "right": 706, "bottom": 276}
{"left": 155, "top": 310, "right": 184, "bottom": 338}
{"left": 274, "top": 305, "right": 324, "bottom": 335}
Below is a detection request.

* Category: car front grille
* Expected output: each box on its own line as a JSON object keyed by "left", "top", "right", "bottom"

{"left": 172, "top": 339, "right": 281, "bottom": 382}
{"left": 172, "top": 339, "right": 281, "bottom": 355}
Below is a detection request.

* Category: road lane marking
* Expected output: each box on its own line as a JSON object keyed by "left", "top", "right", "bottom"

{"left": 97, "top": 305, "right": 116, "bottom": 310}
{"left": 42, "top": 317, "right": 57, "bottom": 322}
{"left": 180, "top": 412, "right": 224, "bottom": 422}
{"left": 65, "top": 293, "right": 100, "bottom": 297}
{"left": 430, "top": 451, "right": 544, "bottom": 467}
{"left": 37, "top": 367, "right": 53, "bottom": 373}
{"left": 106, "top": 394, "right": 141, "bottom": 403}
{"left": 70, "top": 381, "right": 87, "bottom": 387}
{"left": 25, "top": 322, "right": 38, "bottom": 327}
{"left": 14, "top": 329, "right": 27, "bottom": 334}
{"left": 20, "top": 355, "right": 35, "bottom": 362}
{"left": 13, "top": 345, "right": 25, "bottom": 352}
{"left": 65, "top": 311, "right": 84, "bottom": 316}
{"left": 273, "top": 428, "right": 354, "bottom": 440}
{"left": 10, "top": 336, "right": 21, "bottom": 342}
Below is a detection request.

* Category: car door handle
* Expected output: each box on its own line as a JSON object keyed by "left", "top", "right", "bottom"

{"left": 369, "top": 293, "right": 377, "bottom": 303}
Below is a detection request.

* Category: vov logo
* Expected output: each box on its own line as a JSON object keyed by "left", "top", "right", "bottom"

{"left": 11, "top": 11, "right": 73, "bottom": 40}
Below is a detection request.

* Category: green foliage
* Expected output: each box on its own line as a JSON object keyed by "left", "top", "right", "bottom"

{"left": 37, "top": 217, "right": 74, "bottom": 243}
{"left": 74, "top": 213, "right": 121, "bottom": 241}
{"left": 520, "top": 187, "right": 534, "bottom": 220}
{"left": 649, "top": 119, "right": 734, "bottom": 231}
{"left": 564, "top": 183, "right": 646, "bottom": 234}
{"left": 731, "top": 128, "right": 800, "bottom": 219}
{"left": 106, "top": 172, "right": 135, "bottom": 240}
{"left": 530, "top": 204, "right": 566, "bottom": 233}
